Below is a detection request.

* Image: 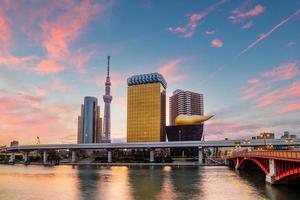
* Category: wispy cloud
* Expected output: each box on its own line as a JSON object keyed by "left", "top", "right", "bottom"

{"left": 0, "top": 89, "right": 76, "bottom": 145}
{"left": 279, "top": 102, "right": 300, "bottom": 114}
{"left": 262, "top": 61, "right": 300, "bottom": 82}
{"left": 254, "top": 81, "right": 300, "bottom": 108}
{"left": 211, "top": 39, "right": 223, "bottom": 48}
{"left": 0, "top": 11, "right": 11, "bottom": 54}
{"left": 241, "top": 61, "right": 300, "bottom": 101}
{"left": 33, "top": 60, "right": 65, "bottom": 74}
{"left": 239, "top": 8, "right": 300, "bottom": 56}
{"left": 242, "top": 21, "right": 254, "bottom": 29}
{"left": 50, "top": 78, "right": 75, "bottom": 92}
{"left": 229, "top": 4, "right": 265, "bottom": 22}
{"left": 205, "top": 30, "right": 216, "bottom": 35}
{"left": 158, "top": 58, "right": 187, "bottom": 82}
{"left": 168, "top": 0, "right": 227, "bottom": 38}
{"left": 40, "top": 1, "right": 102, "bottom": 59}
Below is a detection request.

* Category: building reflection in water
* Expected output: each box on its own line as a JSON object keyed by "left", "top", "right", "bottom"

{"left": 77, "top": 166, "right": 100, "bottom": 200}
{"left": 97, "top": 166, "right": 133, "bottom": 199}
{"left": 168, "top": 166, "right": 202, "bottom": 199}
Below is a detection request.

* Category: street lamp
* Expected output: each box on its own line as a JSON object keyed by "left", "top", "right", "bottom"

{"left": 243, "top": 139, "right": 251, "bottom": 151}
{"left": 260, "top": 132, "right": 270, "bottom": 148}
{"left": 285, "top": 138, "right": 294, "bottom": 150}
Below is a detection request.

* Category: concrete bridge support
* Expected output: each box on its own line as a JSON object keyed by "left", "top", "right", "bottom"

{"left": 224, "top": 157, "right": 228, "bottom": 165}
{"left": 71, "top": 151, "right": 76, "bottom": 163}
{"left": 198, "top": 147, "right": 204, "bottom": 164}
{"left": 43, "top": 151, "right": 47, "bottom": 164}
{"left": 150, "top": 149, "right": 155, "bottom": 162}
{"left": 266, "top": 159, "right": 276, "bottom": 184}
{"left": 9, "top": 152, "right": 15, "bottom": 163}
{"left": 107, "top": 150, "right": 112, "bottom": 163}
{"left": 235, "top": 158, "right": 239, "bottom": 170}
{"left": 23, "top": 152, "right": 29, "bottom": 163}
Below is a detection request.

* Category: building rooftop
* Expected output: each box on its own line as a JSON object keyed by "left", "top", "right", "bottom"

{"left": 127, "top": 72, "right": 167, "bottom": 89}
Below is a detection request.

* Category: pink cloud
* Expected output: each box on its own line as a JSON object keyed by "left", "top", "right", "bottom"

{"left": 0, "top": 55, "right": 38, "bottom": 67}
{"left": 33, "top": 59, "right": 65, "bottom": 74}
{"left": 242, "top": 21, "right": 254, "bottom": 29}
{"left": 71, "top": 50, "right": 94, "bottom": 73}
{"left": 211, "top": 39, "right": 223, "bottom": 48}
{"left": 40, "top": 1, "right": 102, "bottom": 59}
{"left": 241, "top": 61, "right": 300, "bottom": 101}
{"left": 0, "top": 11, "right": 11, "bottom": 53}
{"left": 168, "top": 0, "right": 227, "bottom": 38}
{"left": 278, "top": 102, "right": 300, "bottom": 114}
{"left": 239, "top": 9, "right": 300, "bottom": 56}
{"left": 0, "top": 90, "right": 76, "bottom": 145}
{"left": 205, "top": 120, "right": 259, "bottom": 135}
{"left": 255, "top": 81, "right": 300, "bottom": 108}
{"left": 50, "top": 78, "right": 74, "bottom": 92}
{"left": 262, "top": 61, "right": 300, "bottom": 82}
{"left": 230, "top": 5, "right": 264, "bottom": 22}
{"left": 50, "top": 105, "right": 74, "bottom": 113}
{"left": 34, "top": 86, "right": 48, "bottom": 97}
{"left": 158, "top": 58, "right": 187, "bottom": 82}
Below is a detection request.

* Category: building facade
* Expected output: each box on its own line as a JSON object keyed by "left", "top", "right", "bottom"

{"left": 77, "top": 96, "right": 102, "bottom": 144}
{"left": 169, "top": 89, "right": 204, "bottom": 126}
{"left": 127, "top": 73, "right": 167, "bottom": 143}
{"left": 103, "top": 56, "right": 112, "bottom": 143}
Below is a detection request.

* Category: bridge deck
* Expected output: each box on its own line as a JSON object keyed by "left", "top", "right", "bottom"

{"left": 228, "top": 150, "right": 300, "bottom": 162}
{"left": 2, "top": 139, "right": 300, "bottom": 152}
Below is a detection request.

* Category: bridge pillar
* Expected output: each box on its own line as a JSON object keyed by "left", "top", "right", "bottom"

{"left": 235, "top": 158, "right": 239, "bottom": 170}
{"left": 23, "top": 152, "right": 29, "bottom": 163}
{"left": 224, "top": 157, "right": 228, "bottom": 165}
{"left": 107, "top": 150, "right": 112, "bottom": 163}
{"left": 198, "top": 147, "right": 204, "bottom": 164}
{"left": 266, "top": 159, "right": 276, "bottom": 184}
{"left": 9, "top": 152, "right": 15, "bottom": 163}
{"left": 150, "top": 149, "right": 155, "bottom": 162}
{"left": 71, "top": 151, "right": 76, "bottom": 163}
{"left": 43, "top": 151, "right": 47, "bottom": 164}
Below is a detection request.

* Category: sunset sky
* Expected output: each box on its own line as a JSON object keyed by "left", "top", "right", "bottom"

{"left": 0, "top": 0, "right": 300, "bottom": 146}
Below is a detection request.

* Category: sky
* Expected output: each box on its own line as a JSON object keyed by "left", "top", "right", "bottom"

{"left": 0, "top": 0, "right": 300, "bottom": 146}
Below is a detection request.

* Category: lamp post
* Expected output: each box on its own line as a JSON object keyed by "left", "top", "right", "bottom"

{"left": 243, "top": 139, "right": 251, "bottom": 151}
{"left": 260, "top": 132, "right": 270, "bottom": 149}
{"left": 285, "top": 138, "right": 294, "bottom": 150}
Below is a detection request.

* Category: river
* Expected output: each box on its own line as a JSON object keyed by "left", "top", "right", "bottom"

{"left": 0, "top": 164, "right": 299, "bottom": 200}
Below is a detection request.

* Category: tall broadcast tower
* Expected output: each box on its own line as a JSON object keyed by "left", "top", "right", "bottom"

{"left": 103, "top": 56, "right": 112, "bottom": 143}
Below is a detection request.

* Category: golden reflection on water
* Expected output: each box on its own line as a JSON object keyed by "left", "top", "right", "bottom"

{"left": 0, "top": 164, "right": 300, "bottom": 200}
{"left": 97, "top": 166, "right": 133, "bottom": 200}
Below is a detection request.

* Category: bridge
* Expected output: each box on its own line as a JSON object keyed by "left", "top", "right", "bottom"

{"left": 227, "top": 150, "right": 300, "bottom": 184}
{"left": 1, "top": 138, "right": 300, "bottom": 166}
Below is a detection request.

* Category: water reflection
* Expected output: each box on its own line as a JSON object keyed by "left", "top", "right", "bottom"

{"left": 77, "top": 166, "right": 100, "bottom": 200}
{"left": 98, "top": 166, "right": 133, "bottom": 200}
{"left": 0, "top": 165, "right": 300, "bottom": 200}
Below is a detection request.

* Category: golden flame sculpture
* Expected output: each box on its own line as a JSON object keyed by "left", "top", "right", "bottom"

{"left": 175, "top": 115, "right": 214, "bottom": 125}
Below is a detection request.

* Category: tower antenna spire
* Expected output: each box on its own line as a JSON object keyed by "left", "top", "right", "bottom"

{"left": 107, "top": 56, "right": 110, "bottom": 77}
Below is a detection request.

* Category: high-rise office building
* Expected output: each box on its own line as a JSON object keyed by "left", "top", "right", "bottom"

{"left": 77, "top": 96, "right": 102, "bottom": 144}
{"left": 103, "top": 56, "right": 112, "bottom": 143}
{"left": 127, "top": 73, "right": 167, "bottom": 143}
{"left": 169, "top": 89, "right": 204, "bottom": 126}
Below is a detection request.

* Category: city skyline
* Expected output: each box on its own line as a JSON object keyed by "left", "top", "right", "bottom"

{"left": 0, "top": 0, "right": 300, "bottom": 146}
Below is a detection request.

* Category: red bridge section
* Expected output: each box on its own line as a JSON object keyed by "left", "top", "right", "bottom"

{"left": 227, "top": 150, "right": 300, "bottom": 184}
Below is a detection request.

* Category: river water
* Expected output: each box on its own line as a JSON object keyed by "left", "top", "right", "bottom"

{"left": 0, "top": 164, "right": 299, "bottom": 200}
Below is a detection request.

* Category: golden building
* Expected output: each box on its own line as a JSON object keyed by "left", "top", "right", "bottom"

{"left": 127, "top": 73, "right": 167, "bottom": 142}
